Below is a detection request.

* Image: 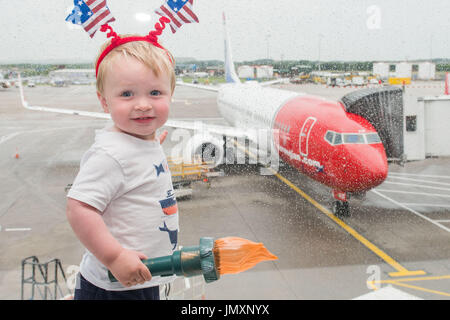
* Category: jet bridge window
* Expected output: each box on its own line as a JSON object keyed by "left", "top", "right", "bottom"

{"left": 405, "top": 115, "right": 417, "bottom": 132}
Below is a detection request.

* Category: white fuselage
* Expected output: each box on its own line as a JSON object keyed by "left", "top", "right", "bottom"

{"left": 217, "top": 83, "right": 302, "bottom": 131}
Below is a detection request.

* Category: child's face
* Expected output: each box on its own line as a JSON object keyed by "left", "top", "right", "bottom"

{"left": 97, "top": 54, "right": 172, "bottom": 141}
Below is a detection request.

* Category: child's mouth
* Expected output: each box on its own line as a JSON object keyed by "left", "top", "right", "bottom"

{"left": 132, "top": 117, "right": 154, "bottom": 124}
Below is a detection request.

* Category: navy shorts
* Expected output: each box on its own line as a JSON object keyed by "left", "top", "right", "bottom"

{"left": 74, "top": 273, "right": 160, "bottom": 300}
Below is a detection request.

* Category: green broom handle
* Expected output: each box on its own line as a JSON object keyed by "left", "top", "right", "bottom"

{"left": 108, "top": 246, "right": 203, "bottom": 282}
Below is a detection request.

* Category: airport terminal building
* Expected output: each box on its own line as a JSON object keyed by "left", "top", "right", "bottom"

{"left": 237, "top": 65, "right": 274, "bottom": 79}
{"left": 49, "top": 69, "right": 95, "bottom": 84}
{"left": 373, "top": 62, "right": 436, "bottom": 80}
{"left": 404, "top": 95, "right": 450, "bottom": 160}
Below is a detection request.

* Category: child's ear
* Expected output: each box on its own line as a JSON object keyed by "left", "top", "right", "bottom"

{"left": 97, "top": 91, "right": 109, "bottom": 113}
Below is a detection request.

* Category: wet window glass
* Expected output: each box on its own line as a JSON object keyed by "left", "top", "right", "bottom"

{"left": 2, "top": 0, "right": 449, "bottom": 302}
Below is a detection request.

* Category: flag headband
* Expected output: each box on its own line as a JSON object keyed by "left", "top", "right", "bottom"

{"left": 95, "top": 17, "right": 173, "bottom": 78}
{"left": 66, "top": 0, "right": 200, "bottom": 78}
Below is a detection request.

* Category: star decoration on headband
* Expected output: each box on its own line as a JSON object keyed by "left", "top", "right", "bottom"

{"left": 65, "top": 0, "right": 199, "bottom": 38}
{"left": 155, "top": 0, "right": 199, "bottom": 33}
{"left": 65, "top": 0, "right": 200, "bottom": 76}
{"left": 66, "top": 0, "right": 115, "bottom": 38}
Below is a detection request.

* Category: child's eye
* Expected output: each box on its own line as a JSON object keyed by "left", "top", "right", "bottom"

{"left": 150, "top": 90, "right": 161, "bottom": 96}
{"left": 120, "top": 91, "right": 133, "bottom": 97}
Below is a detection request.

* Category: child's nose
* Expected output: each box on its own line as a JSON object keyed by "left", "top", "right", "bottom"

{"left": 134, "top": 101, "right": 153, "bottom": 111}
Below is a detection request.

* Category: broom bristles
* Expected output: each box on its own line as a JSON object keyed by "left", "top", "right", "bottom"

{"left": 212, "top": 237, "right": 278, "bottom": 275}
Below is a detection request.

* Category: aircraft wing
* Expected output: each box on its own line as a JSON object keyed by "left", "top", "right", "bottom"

{"left": 18, "top": 76, "right": 110, "bottom": 119}
{"left": 18, "top": 76, "right": 254, "bottom": 141}
{"left": 23, "top": 102, "right": 111, "bottom": 119}
{"left": 176, "top": 79, "right": 288, "bottom": 92}
{"left": 175, "top": 80, "right": 220, "bottom": 92}
{"left": 165, "top": 119, "right": 255, "bottom": 140}
{"left": 21, "top": 102, "right": 253, "bottom": 140}
{"left": 259, "top": 78, "right": 290, "bottom": 86}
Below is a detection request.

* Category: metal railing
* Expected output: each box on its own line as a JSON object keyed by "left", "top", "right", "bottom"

{"left": 21, "top": 256, "right": 72, "bottom": 300}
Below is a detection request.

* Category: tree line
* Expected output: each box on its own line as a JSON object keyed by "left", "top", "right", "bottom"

{"left": 2, "top": 59, "right": 450, "bottom": 77}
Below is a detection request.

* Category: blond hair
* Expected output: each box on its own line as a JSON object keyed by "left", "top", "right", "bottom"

{"left": 95, "top": 34, "right": 175, "bottom": 95}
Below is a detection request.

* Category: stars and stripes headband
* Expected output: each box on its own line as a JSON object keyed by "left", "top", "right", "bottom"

{"left": 65, "top": 0, "right": 199, "bottom": 77}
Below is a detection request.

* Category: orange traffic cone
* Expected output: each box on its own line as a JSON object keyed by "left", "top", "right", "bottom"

{"left": 15, "top": 148, "right": 19, "bottom": 159}
{"left": 445, "top": 72, "right": 449, "bottom": 95}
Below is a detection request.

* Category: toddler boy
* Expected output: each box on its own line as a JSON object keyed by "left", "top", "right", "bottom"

{"left": 67, "top": 36, "right": 178, "bottom": 300}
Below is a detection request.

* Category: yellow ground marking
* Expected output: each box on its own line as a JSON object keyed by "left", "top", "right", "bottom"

{"left": 233, "top": 141, "right": 426, "bottom": 277}
{"left": 273, "top": 171, "right": 425, "bottom": 277}
{"left": 368, "top": 275, "right": 450, "bottom": 297}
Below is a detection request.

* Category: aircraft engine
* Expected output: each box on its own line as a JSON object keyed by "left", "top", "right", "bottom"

{"left": 184, "top": 133, "right": 225, "bottom": 166}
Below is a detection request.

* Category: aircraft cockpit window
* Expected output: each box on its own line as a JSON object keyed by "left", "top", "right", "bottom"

{"left": 365, "top": 133, "right": 382, "bottom": 144}
{"left": 343, "top": 134, "right": 365, "bottom": 144}
{"left": 327, "top": 132, "right": 381, "bottom": 145}
{"left": 333, "top": 133, "right": 343, "bottom": 145}
{"left": 325, "top": 131, "right": 334, "bottom": 144}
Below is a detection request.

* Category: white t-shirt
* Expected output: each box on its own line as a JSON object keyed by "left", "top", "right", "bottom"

{"left": 67, "top": 127, "right": 179, "bottom": 291}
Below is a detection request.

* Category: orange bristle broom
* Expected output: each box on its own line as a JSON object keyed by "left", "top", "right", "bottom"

{"left": 109, "top": 237, "right": 277, "bottom": 283}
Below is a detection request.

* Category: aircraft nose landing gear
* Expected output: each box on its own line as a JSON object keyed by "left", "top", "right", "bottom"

{"left": 332, "top": 200, "right": 350, "bottom": 218}
{"left": 332, "top": 190, "right": 351, "bottom": 217}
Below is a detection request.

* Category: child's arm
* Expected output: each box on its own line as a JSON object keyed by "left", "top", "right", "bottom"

{"left": 66, "top": 198, "right": 152, "bottom": 287}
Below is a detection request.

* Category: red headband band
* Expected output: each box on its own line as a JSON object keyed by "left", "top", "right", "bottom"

{"left": 95, "top": 17, "right": 173, "bottom": 77}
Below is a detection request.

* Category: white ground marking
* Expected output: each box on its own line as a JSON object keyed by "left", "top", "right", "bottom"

{"left": 353, "top": 285, "right": 422, "bottom": 300}
{"left": 387, "top": 176, "right": 450, "bottom": 187}
{"left": 383, "top": 181, "right": 450, "bottom": 193}
{"left": 375, "top": 189, "right": 450, "bottom": 198}
{"left": 389, "top": 172, "right": 450, "bottom": 179}
{"left": 371, "top": 189, "right": 450, "bottom": 233}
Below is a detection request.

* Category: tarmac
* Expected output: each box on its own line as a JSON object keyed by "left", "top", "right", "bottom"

{"left": 1, "top": 81, "right": 450, "bottom": 300}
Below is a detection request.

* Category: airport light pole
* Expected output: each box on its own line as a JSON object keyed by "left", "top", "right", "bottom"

{"left": 266, "top": 34, "right": 271, "bottom": 60}
{"left": 318, "top": 34, "right": 324, "bottom": 72}
{"left": 429, "top": 34, "right": 433, "bottom": 62}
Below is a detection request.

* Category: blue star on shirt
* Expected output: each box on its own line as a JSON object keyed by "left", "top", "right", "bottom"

{"left": 154, "top": 163, "right": 165, "bottom": 177}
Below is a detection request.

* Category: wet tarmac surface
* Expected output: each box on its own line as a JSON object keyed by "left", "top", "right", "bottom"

{"left": 1, "top": 82, "right": 450, "bottom": 299}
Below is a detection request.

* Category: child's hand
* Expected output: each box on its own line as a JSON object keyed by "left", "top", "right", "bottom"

{"left": 107, "top": 248, "right": 152, "bottom": 287}
{"left": 158, "top": 130, "right": 168, "bottom": 144}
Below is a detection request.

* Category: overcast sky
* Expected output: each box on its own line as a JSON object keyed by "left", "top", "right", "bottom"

{"left": 0, "top": 0, "right": 449, "bottom": 63}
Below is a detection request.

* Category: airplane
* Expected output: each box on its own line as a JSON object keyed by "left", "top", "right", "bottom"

{"left": 18, "top": 13, "right": 400, "bottom": 218}
{"left": 176, "top": 13, "right": 391, "bottom": 217}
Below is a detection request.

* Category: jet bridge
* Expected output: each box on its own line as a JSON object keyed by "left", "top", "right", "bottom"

{"left": 341, "top": 86, "right": 404, "bottom": 162}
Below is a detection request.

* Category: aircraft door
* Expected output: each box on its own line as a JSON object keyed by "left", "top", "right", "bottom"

{"left": 299, "top": 117, "right": 316, "bottom": 156}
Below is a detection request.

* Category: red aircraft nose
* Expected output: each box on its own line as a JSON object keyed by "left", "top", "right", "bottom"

{"left": 361, "top": 155, "right": 388, "bottom": 188}
{"left": 339, "top": 145, "right": 388, "bottom": 192}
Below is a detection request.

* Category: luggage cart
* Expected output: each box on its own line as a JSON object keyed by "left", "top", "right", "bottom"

{"left": 167, "top": 156, "right": 222, "bottom": 199}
